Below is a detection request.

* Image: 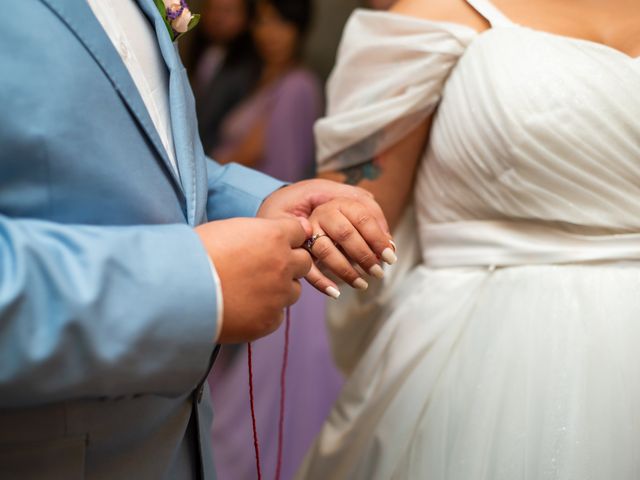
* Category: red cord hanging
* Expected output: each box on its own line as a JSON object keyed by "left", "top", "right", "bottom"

{"left": 275, "top": 309, "right": 291, "bottom": 480}
{"left": 248, "top": 307, "right": 291, "bottom": 480}
{"left": 247, "top": 341, "right": 263, "bottom": 480}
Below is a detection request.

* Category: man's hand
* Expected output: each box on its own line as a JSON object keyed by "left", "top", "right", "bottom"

{"left": 195, "top": 218, "right": 312, "bottom": 343}
{"left": 258, "top": 180, "right": 395, "bottom": 297}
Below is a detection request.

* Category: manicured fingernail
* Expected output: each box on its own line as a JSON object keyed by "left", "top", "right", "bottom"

{"left": 389, "top": 240, "right": 397, "bottom": 251}
{"left": 368, "top": 264, "right": 385, "bottom": 279}
{"left": 353, "top": 278, "right": 369, "bottom": 290}
{"left": 381, "top": 248, "right": 397, "bottom": 265}
{"left": 325, "top": 286, "right": 341, "bottom": 299}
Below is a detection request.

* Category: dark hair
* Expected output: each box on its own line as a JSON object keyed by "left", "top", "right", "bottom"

{"left": 186, "top": 0, "right": 259, "bottom": 73}
{"left": 224, "top": 0, "right": 259, "bottom": 68}
{"left": 265, "top": 0, "right": 313, "bottom": 36}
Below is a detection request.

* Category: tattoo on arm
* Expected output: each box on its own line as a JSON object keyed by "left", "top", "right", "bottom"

{"left": 340, "top": 159, "right": 382, "bottom": 185}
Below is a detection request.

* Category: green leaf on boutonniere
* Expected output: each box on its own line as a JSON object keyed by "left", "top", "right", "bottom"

{"left": 153, "top": 0, "right": 176, "bottom": 41}
{"left": 188, "top": 13, "right": 200, "bottom": 30}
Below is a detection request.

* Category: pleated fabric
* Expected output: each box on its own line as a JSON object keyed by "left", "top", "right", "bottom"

{"left": 299, "top": 7, "right": 640, "bottom": 480}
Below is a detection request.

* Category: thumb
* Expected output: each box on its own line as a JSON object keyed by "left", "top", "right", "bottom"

{"left": 295, "top": 216, "right": 313, "bottom": 237}
{"left": 278, "top": 217, "right": 309, "bottom": 248}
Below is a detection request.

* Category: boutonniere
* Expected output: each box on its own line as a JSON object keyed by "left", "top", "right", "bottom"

{"left": 154, "top": 0, "right": 200, "bottom": 42}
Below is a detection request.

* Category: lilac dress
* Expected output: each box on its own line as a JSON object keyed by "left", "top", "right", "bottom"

{"left": 207, "top": 69, "right": 344, "bottom": 480}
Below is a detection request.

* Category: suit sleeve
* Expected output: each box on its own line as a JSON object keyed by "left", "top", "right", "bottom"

{"left": 0, "top": 214, "right": 219, "bottom": 408}
{"left": 205, "top": 159, "right": 286, "bottom": 221}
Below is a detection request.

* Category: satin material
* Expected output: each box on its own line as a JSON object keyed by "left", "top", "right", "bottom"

{"left": 300, "top": 5, "right": 640, "bottom": 479}
{"left": 421, "top": 221, "right": 640, "bottom": 268}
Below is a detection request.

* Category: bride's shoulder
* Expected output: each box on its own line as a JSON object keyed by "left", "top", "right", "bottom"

{"left": 390, "top": 0, "right": 489, "bottom": 32}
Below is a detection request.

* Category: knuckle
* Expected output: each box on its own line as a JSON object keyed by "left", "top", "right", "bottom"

{"left": 335, "top": 226, "right": 354, "bottom": 242}
{"left": 338, "top": 266, "right": 357, "bottom": 281}
{"left": 316, "top": 203, "right": 330, "bottom": 215}
{"left": 310, "top": 276, "right": 325, "bottom": 289}
{"left": 356, "top": 252, "right": 375, "bottom": 266}
{"left": 314, "top": 243, "right": 333, "bottom": 260}
{"left": 355, "top": 214, "right": 371, "bottom": 228}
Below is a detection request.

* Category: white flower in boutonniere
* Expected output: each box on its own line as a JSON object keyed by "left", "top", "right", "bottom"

{"left": 154, "top": 0, "right": 200, "bottom": 41}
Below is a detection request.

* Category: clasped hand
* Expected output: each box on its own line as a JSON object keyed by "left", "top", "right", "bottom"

{"left": 196, "top": 179, "right": 395, "bottom": 343}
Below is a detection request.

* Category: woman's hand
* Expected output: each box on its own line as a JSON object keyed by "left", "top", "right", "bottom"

{"left": 257, "top": 179, "right": 396, "bottom": 298}
{"left": 303, "top": 196, "right": 397, "bottom": 299}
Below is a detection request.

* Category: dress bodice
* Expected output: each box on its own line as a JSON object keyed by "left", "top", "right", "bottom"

{"left": 316, "top": 7, "right": 640, "bottom": 266}
{"left": 420, "top": 25, "right": 640, "bottom": 230}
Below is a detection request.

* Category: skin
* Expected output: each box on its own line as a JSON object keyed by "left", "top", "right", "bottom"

{"left": 199, "top": 0, "right": 640, "bottom": 344}
{"left": 319, "top": 0, "right": 640, "bottom": 234}
{"left": 201, "top": 0, "right": 249, "bottom": 45}
{"left": 252, "top": 1, "right": 300, "bottom": 80}
{"left": 196, "top": 180, "right": 393, "bottom": 343}
{"left": 196, "top": 216, "right": 311, "bottom": 343}
{"left": 204, "top": 4, "right": 397, "bottom": 333}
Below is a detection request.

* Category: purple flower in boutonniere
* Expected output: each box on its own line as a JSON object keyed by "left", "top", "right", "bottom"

{"left": 154, "top": 0, "right": 200, "bottom": 42}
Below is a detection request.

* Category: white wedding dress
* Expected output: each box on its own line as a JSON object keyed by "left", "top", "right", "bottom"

{"left": 298, "top": 1, "right": 640, "bottom": 479}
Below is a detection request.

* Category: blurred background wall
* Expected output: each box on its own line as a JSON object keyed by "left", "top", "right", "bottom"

{"left": 304, "top": 0, "right": 360, "bottom": 79}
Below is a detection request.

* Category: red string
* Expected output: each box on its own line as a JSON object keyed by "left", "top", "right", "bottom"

{"left": 248, "top": 307, "right": 291, "bottom": 480}
{"left": 247, "top": 342, "right": 263, "bottom": 480}
{"left": 275, "top": 307, "right": 291, "bottom": 480}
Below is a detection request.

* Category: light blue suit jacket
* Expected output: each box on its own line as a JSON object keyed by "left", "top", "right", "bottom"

{"left": 0, "top": 0, "right": 284, "bottom": 478}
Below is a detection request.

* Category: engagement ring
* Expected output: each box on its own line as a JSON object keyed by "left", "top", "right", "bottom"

{"left": 304, "top": 233, "right": 328, "bottom": 251}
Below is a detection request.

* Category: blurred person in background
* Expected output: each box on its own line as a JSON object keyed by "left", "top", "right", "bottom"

{"left": 188, "top": 0, "right": 261, "bottom": 152}
{"left": 206, "top": 0, "right": 344, "bottom": 479}
{"left": 211, "top": 0, "right": 320, "bottom": 181}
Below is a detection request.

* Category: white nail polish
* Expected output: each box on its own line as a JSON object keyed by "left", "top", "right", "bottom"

{"left": 381, "top": 248, "right": 398, "bottom": 265}
{"left": 368, "top": 264, "right": 385, "bottom": 279}
{"left": 353, "top": 278, "right": 369, "bottom": 290}
{"left": 325, "top": 286, "right": 341, "bottom": 299}
{"left": 389, "top": 240, "right": 397, "bottom": 251}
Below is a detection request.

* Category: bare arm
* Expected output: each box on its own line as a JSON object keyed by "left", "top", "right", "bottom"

{"left": 320, "top": 117, "right": 432, "bottom": 231}
{"left": 318, "top": 0, "right": 488, "bottom": 230}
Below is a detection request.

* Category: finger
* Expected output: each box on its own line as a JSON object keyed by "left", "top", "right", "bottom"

{"left": 357, "top": 194, "right": 393, "bottom": 238}
{"left": 295, "top": 216, "right": 313, "bottom": 237}
{"left": 305, "top": 263, "right": 341, "bottom": 299}
{"left": 345, "top": 185, "right": 389, "bottom": 234}
{"left": 339, "top": 200, "right": 396, "bottom": 267}
{"left": 277, "top": 217, "right": 308, "bottom": 248}
{"left": 317, "top": 208, "right": 384, "bottom": 279}
{"left": 310, "top": 231, "right": 369, "bottom": 290}
{"left": 290, "top": 247, "right": 313, "bottom": 280}
{"left": 284, "top": 279, "right": 303, "bottom": 307}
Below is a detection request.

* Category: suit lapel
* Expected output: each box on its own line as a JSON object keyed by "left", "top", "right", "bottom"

{"left": 39, "top": 0, "right": 186, "bottom": 207}
{"left": 136, "top": 0, "right": 198, "bottom": 225}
